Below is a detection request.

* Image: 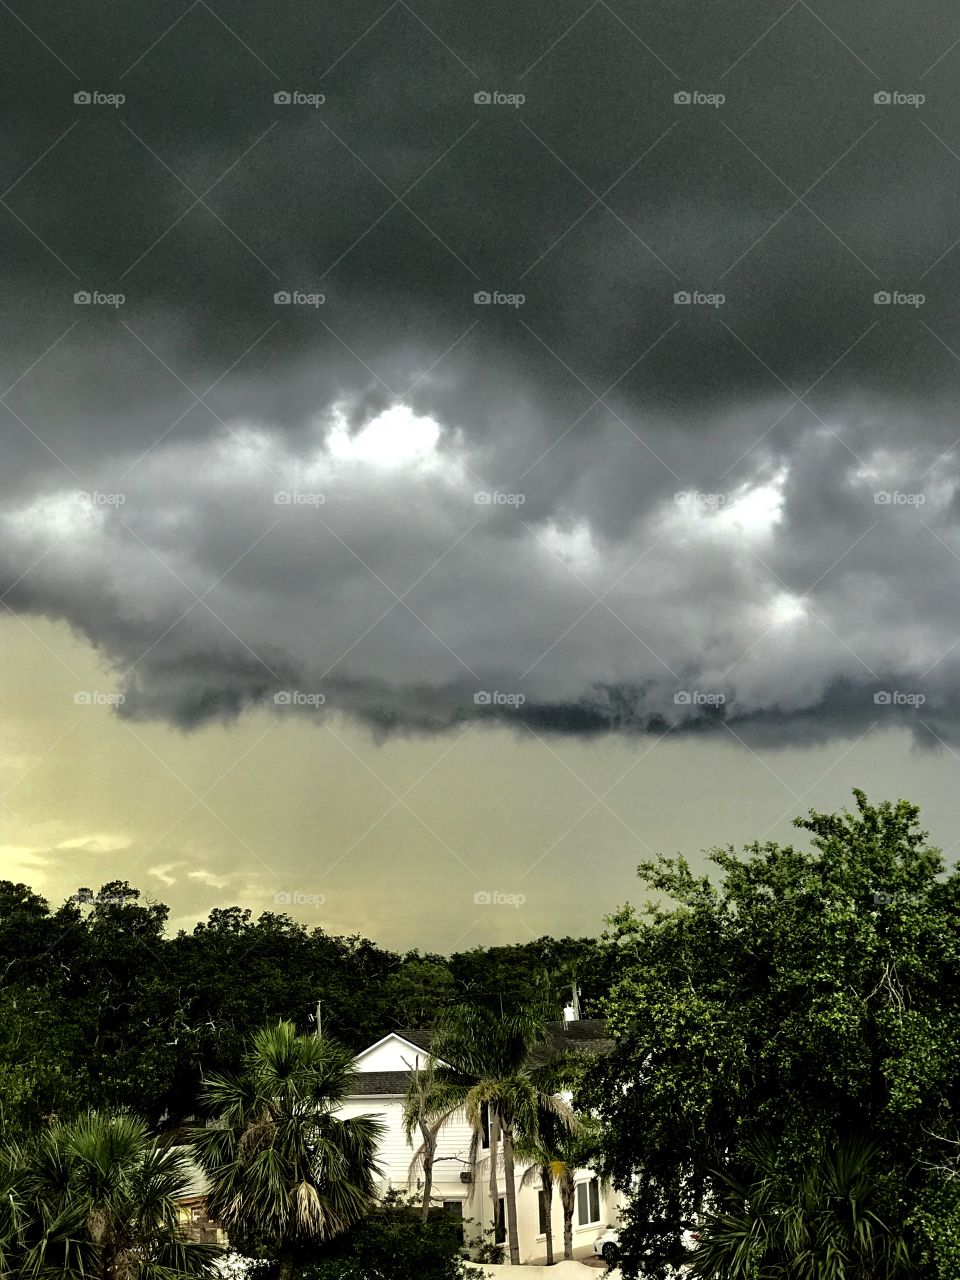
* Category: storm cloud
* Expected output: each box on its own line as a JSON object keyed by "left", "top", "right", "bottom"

{"left": 5, "top": 0, "right": 960, "bottom": 744}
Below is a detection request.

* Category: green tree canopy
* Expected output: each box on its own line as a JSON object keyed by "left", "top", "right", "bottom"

{"left": 590, "top": 791, "right": 960, "bottom": 1280}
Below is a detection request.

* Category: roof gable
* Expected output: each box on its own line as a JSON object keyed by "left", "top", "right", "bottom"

{"left": 352, "top": 1030, "right": 437, "bottom": 1074}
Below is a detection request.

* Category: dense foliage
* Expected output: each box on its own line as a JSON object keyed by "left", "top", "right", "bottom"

{"left": 0, "top": 880, "right": 611, "bottom": 1132}
{"left": 590, "top": 790, "right": 960, "bottom": 1279}
{"left": 0, "top": 1110, "right": 219, "bottom": 1279}
{"left": 294, "top": 1192, "right": 485, "bottom": 1280}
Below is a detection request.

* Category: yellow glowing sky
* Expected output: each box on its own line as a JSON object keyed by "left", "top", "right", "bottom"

{"left": 2, "top": 613, "right": 956, "bottom": 951}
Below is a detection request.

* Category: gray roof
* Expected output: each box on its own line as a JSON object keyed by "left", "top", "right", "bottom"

{"left": 350, "top": 1070, "right": 411, "bottom": 1096}
{"left": 393, "top": 1028, "right": 433, "bottom": 1052}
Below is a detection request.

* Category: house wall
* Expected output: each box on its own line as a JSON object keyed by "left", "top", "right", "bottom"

{"left": 352, "top": 1035, "right": 430, "bottom": 1073}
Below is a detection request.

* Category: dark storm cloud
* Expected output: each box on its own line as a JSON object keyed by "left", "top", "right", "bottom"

{"left": 5, "top": 0, "right": 960, "bottom": 742}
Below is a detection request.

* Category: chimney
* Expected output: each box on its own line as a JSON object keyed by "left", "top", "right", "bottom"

{"left": 562, "top": 982, "right": 582, "bottom": 1028}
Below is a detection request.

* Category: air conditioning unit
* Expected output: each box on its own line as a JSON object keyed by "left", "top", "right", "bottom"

{"left": 459, "top": 1171, "right": 473, "bottom": 1184}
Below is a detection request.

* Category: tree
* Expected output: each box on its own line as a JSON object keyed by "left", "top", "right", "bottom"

{"left": 430, "top": 1004, "right": 576, "bottom": 1265}
{"left": 402, "top": 1056, "right": 462, "bottom": 1221}
{"left": 690, "top": 1133, "right": 915, "bottom": 1279}
{"left": 518, "top": 1113, "right": 597, "bottom": 1263}
{"left": 590, "top": 791, "right": 960, "bottom": 1279}
{"left": 193, "top": 1021, "right": 384, "bottom": 1280}
{"left": 0, "top": 1110, "right": 219, "bottom": 1278}
{"left": 383, "top": 956, "right": 458, "bottom": 1028}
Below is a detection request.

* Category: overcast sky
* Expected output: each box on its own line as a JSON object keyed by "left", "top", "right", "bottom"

{"left": 3, "top": 1, "right": 960, "bottom": 947}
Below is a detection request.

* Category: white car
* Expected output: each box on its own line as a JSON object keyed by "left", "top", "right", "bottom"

{"left": 593, "top": 1227, "right": 700, "bottom": 1268}
{"left": 593, "top": 1227, "right": 620, "bottom": 1263}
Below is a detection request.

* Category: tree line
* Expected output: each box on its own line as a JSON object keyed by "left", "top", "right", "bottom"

{"left": 0, "top": 885, "right": 613, "bottom": 1132}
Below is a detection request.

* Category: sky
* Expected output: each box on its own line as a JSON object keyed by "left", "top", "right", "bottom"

{"left": 3, "top": 0, "right": 960, "bottom": 949}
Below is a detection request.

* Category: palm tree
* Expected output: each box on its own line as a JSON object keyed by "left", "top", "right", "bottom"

{"left": 402, "top": 1054, "right": 466, "bottom": 1221}
{"left": 430, "top": 1004, "right": 576, "bottom": 1265}
{"left": 193, "top": 1021, "right": 384, "bottom": 1280}
{"left": 0, "top": 1110, "right": 219, "bottom": 1279}
{"left": 690, "top": 1132, "right": 915, "bottom": 1280}
{"left": 518, "top": 1135, "right": 556, "bottom": 1265}
{"left": 518, "top": 1114, "right": 598, "bottom": 1264}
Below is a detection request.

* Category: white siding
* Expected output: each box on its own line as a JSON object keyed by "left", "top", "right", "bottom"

{"left": 352, "top": 1034, "right": 432, "bottom": 1073}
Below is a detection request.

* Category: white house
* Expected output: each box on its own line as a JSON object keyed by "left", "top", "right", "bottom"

{"left": 339, "top": 1020, "right": 624, "bottom": 1264}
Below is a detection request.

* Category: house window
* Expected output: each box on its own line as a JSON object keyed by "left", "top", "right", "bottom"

{"left": 443, "top": 1200, "right": 464, "bottom": 1243}
{"left": 576, "top": 1177, "right": 601, "bottom": 1227}
{"left": 480, "top": 1101, "right": 490, "bottom": 1149}
{"left": 538, "top": 1189, "right": 549, "bottom": 1235}
{"left": 495, "top": 1197, "right": 506, "bottom": 1243}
